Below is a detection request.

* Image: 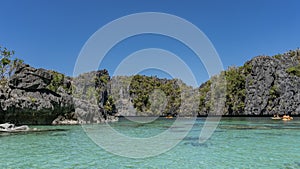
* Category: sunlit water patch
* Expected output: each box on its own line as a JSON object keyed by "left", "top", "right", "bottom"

{"left": 0, "top": 117, "right": 299, "bottom": 168}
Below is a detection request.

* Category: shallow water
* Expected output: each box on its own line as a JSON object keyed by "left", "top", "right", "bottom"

{"left": 0, "top": 117, "right": 299, "bottom": 169}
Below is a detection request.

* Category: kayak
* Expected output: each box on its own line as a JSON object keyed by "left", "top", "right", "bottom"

{"left": 271, "top": 117, "right": 281, "bottom": 120}
{"left": 282, "top": 117, "right": 293, "bottom": 121}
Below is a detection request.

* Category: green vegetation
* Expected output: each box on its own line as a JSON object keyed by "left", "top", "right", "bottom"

{"left": 226, "top": 63, "right": 252, "bottom": 114}
{"left": 47, "top": 71, "right": 65, "bottom": 92}
{"left": 286, "top": 65, "right": 300, "bottom": 77}
{"left": 95, "top": 72, "right": 110, "bottom": 86}
{"left": 129, "top": 75, "right": 181, "bottom": 116}
{"left": 86, "top": 86, "right": 96, "bottom": 101}
{"left": 94, "top": 71, "right": 110, "bottom": 105}
{"left": 0, "top": 46, "right": 23, "bottom": 86}
{"left": 72, "top": 71, "right": 111, "bottom": 106}
{"left": 225, "top": 66, "right": 246, "bottom": 114}
{"left": 29, "top": 96, "right": 37, "bottom": 103}
{"left": 104, "top": 96, "right": 117, "bottom": 115}
{"left": 199, "top": 62, "right": 252, "bottom": 115}
{"left": 273, "top": 54, "right": 283, "bottom": 60}
{"left": 46, "top": 71, "right": 72, "bottom": 94}
{"left": 269, "top": 85, "right": 279, "bottom": 99}
{"left": 100, "top": 74, "right": 109, "bottom": 84}
{"left": 271, "top": 49, "right": 300, "bottom": 77}
{"left": 3, "top": 45, "right": 299, "bottom": 117}
{"left": 272, "top": 49, "right": 300, "bottom": 61}
{"left": 199, "top": 80, "right": 211, "bottom": 114}
{"left": 288, "top": 50, "right": 296, "bottom": 57}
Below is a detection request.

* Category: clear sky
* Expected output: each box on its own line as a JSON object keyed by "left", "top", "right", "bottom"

{"left": 1, "top": 0, "right": 300, "bottom": 86}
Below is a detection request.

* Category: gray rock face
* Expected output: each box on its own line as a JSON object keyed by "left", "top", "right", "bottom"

{"left": 198, "top": 50, "right": 300, "bottom": 116}
{"left": 0, "top": 64, "right": 74, "bottom": 124}
{"left": 69, "top": 70, "right": 118, "bottom": 124}
{"left": 110, "top": 76, "right": 136, "bottom": 116}
{"left": 9, "top": 64, "right": 52, "bottom": 90}
{"left": 0, "top": 64, "right": 117, "bottom": 124}
{"left": 245, "top": 52, "right": 300, "bottom": 115}
{"left": 110, "top": 76, "right": 198, "bottom": 117}
{"left": 2, "top": 50, "right": 299, "bottom": 124}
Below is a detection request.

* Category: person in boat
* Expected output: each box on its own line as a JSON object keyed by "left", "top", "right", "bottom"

{"left": 283, "top": 114, "right": 289, "bottom": 119}
{"left": 271, "top": 113, "right": 281, "bottom": 120}
{"left": 282, "top": 113, "right": 294, "bottom": 120}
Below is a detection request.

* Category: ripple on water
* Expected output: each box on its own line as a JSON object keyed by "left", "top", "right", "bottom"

{"left": 1, "top": 118, "right": 300, "bottom": 168}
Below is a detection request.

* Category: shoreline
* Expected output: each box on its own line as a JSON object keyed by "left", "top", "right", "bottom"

{"left": 116, "top": 115, "right": 300, "bottom": 118}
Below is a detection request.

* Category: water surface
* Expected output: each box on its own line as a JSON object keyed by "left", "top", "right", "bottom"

{"left": 0, "top": 117, "right": 299, "bottom": 168}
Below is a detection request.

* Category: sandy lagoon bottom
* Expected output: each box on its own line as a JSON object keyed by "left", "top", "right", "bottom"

{"left": 0, "top": 117, "right": 299, "bottom": 169}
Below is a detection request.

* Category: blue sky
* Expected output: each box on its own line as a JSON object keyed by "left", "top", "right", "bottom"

{"left": 1, "top": 0, "right": 300, "bottom": 86}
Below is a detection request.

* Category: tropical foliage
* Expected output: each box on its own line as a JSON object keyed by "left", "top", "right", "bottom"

{"left": 47, "top": 71, "right": 65, "bottom": 92}
{"left": 198, "top": 62, "right": 252, "bottom": 115}
{"left": 286, "top": 65, "right": 300, "bottom": 77}
{"left": 128, "top": 75, "right": 182, "bottom": 116}
{"left": 0, "top": 46, "right": 23, "bottom": 86}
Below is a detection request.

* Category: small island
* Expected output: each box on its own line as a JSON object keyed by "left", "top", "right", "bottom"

{"left": 1, "top": 1, "right": 300, "bottom": 168}
{"left": 1, "top": 46, "right": 300, "bottom": 125}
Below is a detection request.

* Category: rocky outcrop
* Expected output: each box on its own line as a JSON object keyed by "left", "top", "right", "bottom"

{"left": 245, "top": 51, "right": 300, "bottom": 115}
{"left": 110, "top": 75, "right": 198, "bottom": 117}
{"left": 2, "top": 49, "right": 300, "bottom": 124}
{"left": 65, "top": 70, "right": 118, "bottom": 124}
{"left": 110, "top": 76, "right": 135, "bottom": 116}
{"left": 199, "top": 49, "right": 300, "bottom": 116}
{"left": 0, "top": 64, "right": 74, "bottom": 124}
{"left": 0, "top": 64, "right": 118, "bottom": 125}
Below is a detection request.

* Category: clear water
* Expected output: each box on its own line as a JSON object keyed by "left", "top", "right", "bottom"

{"left": 1, "top": 117, "right": 300, "bottom": 169}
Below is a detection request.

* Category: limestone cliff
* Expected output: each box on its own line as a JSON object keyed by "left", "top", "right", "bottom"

{"left": 0, "top": 64, "right": 74, "bottom": 124}
{"left": 69, "top": 69, "right": 117, "bottom": 124}
{"left": 110, "top": 75, "right": 198, "bottom": 117}
{"left": 0, "top": 64, "right": 117, "bottom": 124}
{"left": 244, "top": 50, "right": 300, "bottom": 115}
{"left": 199, "top": 49, "right": 300, "bottom": 116}
{"left": 1, "top": 49, "right": 299, "bottom": 124}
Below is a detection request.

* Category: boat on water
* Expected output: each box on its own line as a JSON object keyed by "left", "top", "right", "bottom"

{"left": 165, "top": 116, "right": 173, "bottom": 119}
{"left": 282, "top": 115, "right": 293, "bottom": 121}
{"left": 0, "top": 123, "right": 30, "bottom": 132}
{"left": 271, "top": 116, "right": 282, "bottom": 120}
{"left": 271, "top": 114, "right": 282, "bottom": 120}
{"left": 0, "top": 123, "right": 69, "bottom": 136}
{"left": 271, "top": 114, "right": 294, "bottom": 121}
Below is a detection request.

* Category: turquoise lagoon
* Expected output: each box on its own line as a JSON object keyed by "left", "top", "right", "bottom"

{"left": 1, "top": 117, "right": 300, "bottom": 169}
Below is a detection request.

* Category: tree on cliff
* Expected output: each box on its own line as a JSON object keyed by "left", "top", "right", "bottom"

{"left": 128, "top": 75, "right": 182, "bottom": 116}
{"left": 0, "top": 46, "right": 23, "bottom": 86}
